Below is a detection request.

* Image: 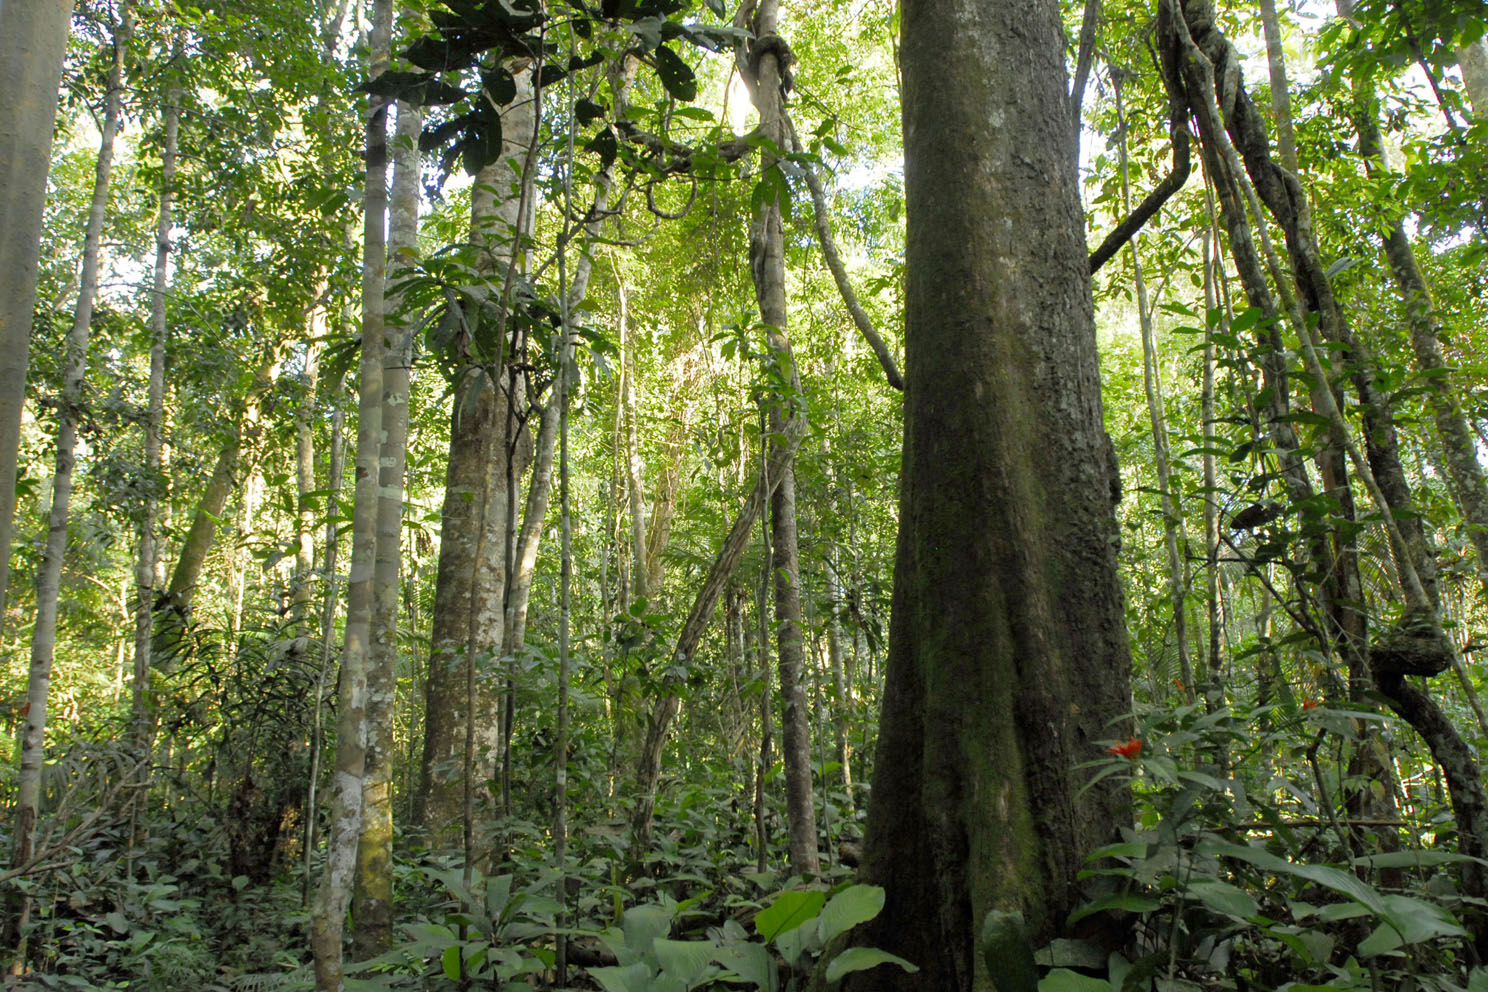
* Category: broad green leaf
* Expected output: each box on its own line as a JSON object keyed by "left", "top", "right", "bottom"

{"left": 654, "top": 45, "right": 697, "bottom": 102}
{"left": 653, "top": 938, "right": 715, "bottom": 988}
{"left": 714, "top": 942, "right": 775, "bottom": 991}
{"left": 1351, "top": 850, "right": 1484, "bottom": 869}
{"left": 1185, "top": 879, "right": 1258, "bottom": 920}
{"left": 1066, "top": 893, "right": 1161, "bottom": 926}
{"left": 1037, "top": 969, "right": 1113, "bottom": 992}
{"left": 486, "top": 874, "right": 514, "bottom": 920}
{"left": 775, "top": 921, "right": 820, "bottom": 966}
{"left": 1203, "top": 842, "right": 1394, "bottom": 921}
{"left": 624, "top": 904, "right": 674, "bottom": 958}
{"left": 824, "top": 946, "right": 920, "bottom": 983}
{"left": 442, "top": 944, "right": 462, "bottom": 980}
{"left": 817, "top": 885, "right": 885, "bottom": 943}
{"left": 755, "top": 889, "right": 826, "bottom": 941}
{"left": 588, "top": 962, "right": 653, "bottom": 992}
{"left": 980, "top": 911, "right": 1037, "bottom": 992}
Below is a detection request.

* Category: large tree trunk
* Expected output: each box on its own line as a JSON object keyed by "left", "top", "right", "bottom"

{"left": 352, "top": 95, "right": 422, "bottom": 960}
{"left": 8, "top": 8, "right": 132, "bottom": 966}
{"left": 0, "top": 0, "right": 72, "bottom": 626}
{"left": 311, "top": 0, "right": 391, "bottom": 982}
{"left": 415, "top": 67, "right": 535, "bottom": 840}
{"left": 845, "top": 0, "right": 1132, "bottom": 985}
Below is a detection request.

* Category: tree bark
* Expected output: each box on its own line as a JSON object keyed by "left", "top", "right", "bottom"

{"left": 1341, "top": 43, "right": 1488, "bottom": 600}
{"left": 311, "top": 0, "right": 390, "bottom": 982}
{"left": 352, "top": 95, "right": 422, "bottom": 960}
{"left": 1457, "top": 37, "right": 1488, "bottom": 117}
{"left": 9, "top": 5, "right": 132, "bottom": 965}
{"left": 159, "top": 342, "right": 282, "bottom": 645}
{"left": 1256, "top": 0, "right": 1298, "bottom": 173}
{"left": 1115, "top": 75, "right": 1191, "bottom": 698}
{"left": 741, "top": 0, "right": 819, "bottom": 880}
{"left": 845, "top": 0, "right": 1132, "bottom": 985}
{"left": 132, "top": 36, "right": 181, "bottom": 757}
{"left": 415, "top": 67, "right": 535, "bottom": 840}
{"left": 0, "top": 0, "right": 72, "bottom": 625}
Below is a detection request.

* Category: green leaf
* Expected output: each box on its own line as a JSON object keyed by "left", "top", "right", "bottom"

{"left": 1038, "top": 969, "right": 1114, "bottom": 991}
{"left": 713, "top": 943, "right": 775, "bottom": 990}
{"left": 824, "top": 946, "right": 920, "bottom": 983}
{"left": 817, "top": 885, "right": 885, "bottom": 943}
{"left": 754, "top": 889, "right": 826, "bottom": 941}
{"left": 981, "top": 911, "right": 1038, "bottom": 992}
{"left": 654, "top": 45, "right": 697, "bottom": 102}
{"left": 1185, "top": 879, "right": 1258, "bottom": 920}
{"left": 1066, "top": 893, "right": 1161, "bottom": 927}
{"left": 442, "top": 944, "right": 462, "bottom": 980}
{"left": 653, "top": 938, "right": 715, "bottom": 988}
{"left": 1350, "top": 850, "right": 1484, "bottom": 869}
{"left": 588, "top": 962, "right": 653, "bottom": 992}
{"left": 624, "top": 904, "right": 674, "bottom": 956}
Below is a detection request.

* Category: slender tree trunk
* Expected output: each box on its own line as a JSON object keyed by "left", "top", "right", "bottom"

{"left": 293, "top": 334, "right": 324, "bottom": 634}
{"left": 1200, "top": 225, "right": 1224, "bottom": 694}
{"left": 225, "top": 469, "right": 263, "bottom": 664}
{"left": 500, "top": 55, "right": 634, "bottom": 659}
{"left": 1115, "top": 75, "right": 1191, "bottom": 698}
{"left": 741, "top": 0, "right": 819, "bottom": 879}
{"left": 845, "top": 0, "right": 1132, "bottom": 984}
{"left": 304, "top": 370, "right": 348, "bottom": 910}
{"left": 311, "top": 0, "right": 391, "bottom": 981}
{"left": 628, "top": 417, "right": 803, "bottom": 858}
{"left": 9, "top": 4, "right": 132, "bottom": 967}
{"left": 0, "top": 0, "right": 72, "bottom": 625}
{"left": 159, "top": 343, "right": 282, "bottom": 646}
{"left": 1340, "top": 32, "right": 1488, "bottom": 599}
{"left": 1256, "top": 0, "right": 1298, "bottom": 173}
{"left": 352, "top": 96, "right": 422, "bottom": 960}
{"left": 618, "top": 270, "right": 650, "bottom": 604}
{"left": 133, "top": 40, "right": 181, "bottom": 757}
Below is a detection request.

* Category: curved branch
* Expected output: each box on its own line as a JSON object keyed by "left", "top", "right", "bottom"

{"left": 785, "top": 117, "right": 904, "bottom": 391}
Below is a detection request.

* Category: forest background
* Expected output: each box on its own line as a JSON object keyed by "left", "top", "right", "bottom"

{"left": 2, "top": 0, "right": 1488, "bottom": 988}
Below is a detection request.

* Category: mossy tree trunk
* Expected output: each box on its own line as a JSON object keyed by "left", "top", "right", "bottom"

{"left": 845, "top": 0, "right": 1132, "bottom": 985}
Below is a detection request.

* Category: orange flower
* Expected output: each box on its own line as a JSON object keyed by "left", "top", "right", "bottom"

{"left": 1108, "top": 737, "right": 1143, "bottom": 759}
{"left": 1301, "top": 698, "right": 1320, "bottom": 711}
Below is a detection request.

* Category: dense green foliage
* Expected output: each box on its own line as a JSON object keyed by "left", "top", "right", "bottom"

{"left": 4, "top": 0, "right": 1488, "bottom": 988}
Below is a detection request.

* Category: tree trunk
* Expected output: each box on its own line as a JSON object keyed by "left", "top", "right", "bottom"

{"left": 1341, "top": 46, "right": 1488, "bottom": 599}
{"left": 415, "top": 67, "right": 535, "bottom": 840}
{"left": 352, "top": 95, "right": 422, "bottom": 960}
{"left": 0, "top": 0, "right": 72, "bottom": 625}
{"left": 741, "top": 0, "right": 819, "bottom": 880}
{"left": 311, "top": 0, "right": 390, "bottom": 981}
{"left": 1115, "top": 75, "right": 1191, "bottom": 698}
{"left": 1458, "top": 37, "right": 1488, "bottom": 117}
{"left": 1256, "top": 0, "right": 1298, "bottom": 173}
{"left": 159, "top": 343, "right": 282, "bottom": 649}
{"left": 8, "top": 7, "right": 132, "bottom": 966}
{"left": 292, "top": 332, "right": 324, "bottom": 635}
{"left": 846, "top": 0, "right": 1132, "bottom": 985}
{"left": 500, "top": 54, "right": 634, "bottom": 659}
{"left": 132, "top": 38, "right": 181, "bottom": 757}
{"left": 303, "top": 370, "right": 348, "bottom": 910}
